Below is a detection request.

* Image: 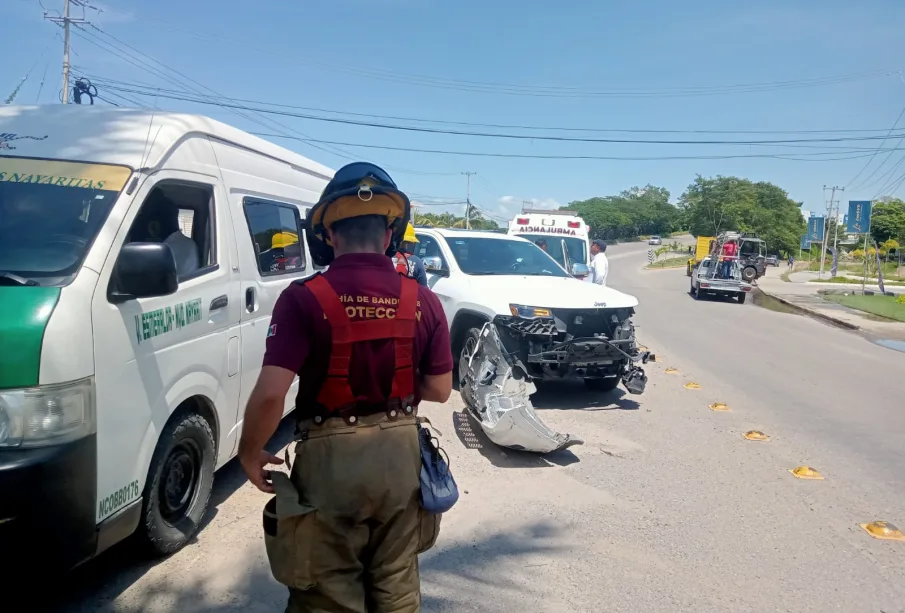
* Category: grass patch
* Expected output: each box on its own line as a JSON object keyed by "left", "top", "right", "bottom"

{"left": 647, "top": 256, "right": 688, "bottom": 269}
{"left": 804, "top": 260, "right": 904, "bottom": 281}
{"left": 822, "top": 293, "right": 905, "bottom": 322}
{"left": 808, "top": 276, "right": 905, "bottom": 287}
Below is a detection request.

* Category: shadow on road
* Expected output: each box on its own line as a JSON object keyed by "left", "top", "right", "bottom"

{"left": 50, "top": 515, "right": 564, "bottom": 613}
{"left": 450, "top": 410, "right": 581, "bottom": 469}
{"left": 530, "top": 381, "right": 641, "bottom": 411}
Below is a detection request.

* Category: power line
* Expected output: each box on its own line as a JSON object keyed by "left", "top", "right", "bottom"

{"left": 253, "top": 134, "right": 884, "bottom": 161}
{"left": 68, "top": 37, "right": 455, "bottom": 177}
{"left": 846, "top": 105, "right": 905, "bottom": 190}
{"left": 76, "top": 74, "right": 902, "bottom": 136}
{"left": 83, "top": 83, "right": 905, "bottom": 146}
{"left": 69, "top": 25, "right": 359, "bottom": 164}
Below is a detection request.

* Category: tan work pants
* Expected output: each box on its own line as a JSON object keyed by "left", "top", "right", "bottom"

{"left": 263, "top": 413, "right": 441, "bottom": 613}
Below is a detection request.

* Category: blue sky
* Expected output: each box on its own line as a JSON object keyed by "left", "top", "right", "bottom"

{"left": 3, "top": 0, "right": 905, "bottom": 223}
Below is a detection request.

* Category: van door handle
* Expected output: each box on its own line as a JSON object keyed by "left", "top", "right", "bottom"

{"left": 245, "top": 287, "right": 256, "bottom": 312}
{"left": 210, "top": 295, "right": 229, "bottom": 311}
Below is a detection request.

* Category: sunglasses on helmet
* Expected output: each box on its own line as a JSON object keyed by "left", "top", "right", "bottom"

{"left": 326, "top": 162, "right": 398, "bottom": 194}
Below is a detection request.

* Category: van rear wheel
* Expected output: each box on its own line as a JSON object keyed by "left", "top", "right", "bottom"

{"left": 138, "top": 412, "right": 216, "bottom": 556}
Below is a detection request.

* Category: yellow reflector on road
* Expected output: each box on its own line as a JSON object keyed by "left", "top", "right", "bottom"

{"left": 789, "top": 466, "right": 824, "bottom": 480}
{"left": 665, "top": 367, "right": 679, "bottom": 374}
{"left": 708, "top": 402, "right": 729, "bottom": 411}
{"left": 684, "top": 382, "right": 701, "bottom": 390}
{"left": 859, "top": 521, "right": 905, "bottom": 541}
{"left": 743, "top": 430, "right": 768, "bottom": 441}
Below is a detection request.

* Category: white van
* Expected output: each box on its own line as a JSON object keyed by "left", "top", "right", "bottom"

{"left": 0, "top": 105, "right": 332, "bottom": 570}
{"left": 507, "top": 209, "right": 590, "bottom": 277}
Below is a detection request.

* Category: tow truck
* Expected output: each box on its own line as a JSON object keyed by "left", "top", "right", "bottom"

{"left": 687, "top": 232, "right": 767, "bottom": 283}
{"left": 690, "top": 257, "right": 753, "bottom": 304}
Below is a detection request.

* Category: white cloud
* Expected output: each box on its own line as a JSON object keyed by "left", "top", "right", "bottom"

{"left": 498, "top": 196, "right": 562, "bottom": 215}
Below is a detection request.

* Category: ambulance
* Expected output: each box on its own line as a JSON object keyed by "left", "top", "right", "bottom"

{"left": 0, "top": 105, "right": 332, "bottom": 571}
{"left": 507, "top": 209, "right": 591, "bottom": 278}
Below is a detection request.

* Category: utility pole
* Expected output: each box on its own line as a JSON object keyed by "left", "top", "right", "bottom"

{"left": 45, "top": 0, "right": 87, "bottom": 104}
{"left": 819, "top": 185, "right": 842, "bottom": 278}
{"left": 462, "top": 171, "right": 476, "bottom": 229}
{"left": 831, "top": 187, "right": 844, "bottom": 265}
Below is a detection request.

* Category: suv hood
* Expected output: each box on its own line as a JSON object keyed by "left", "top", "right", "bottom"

{"left": 464, "top": 274, "right": 638, "bottom": 312}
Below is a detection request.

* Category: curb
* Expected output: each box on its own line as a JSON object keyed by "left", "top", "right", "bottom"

{"left": 643, "top": 265, "right": 688, "bottom": 271}
{"left": 754, "top": 287, "right": 860, "bottom": 330}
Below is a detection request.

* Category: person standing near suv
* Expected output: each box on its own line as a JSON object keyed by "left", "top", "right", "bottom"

{"left": 586, "top": 239, "right": 609, "bottom": 286}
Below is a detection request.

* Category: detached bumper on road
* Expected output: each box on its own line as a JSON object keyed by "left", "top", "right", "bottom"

{"left": 460, "top": 324, "right": 583, "bottom": 454}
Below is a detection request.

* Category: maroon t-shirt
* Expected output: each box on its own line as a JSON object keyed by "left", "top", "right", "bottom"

{"left": 263, "top": 253, "right": 453, "bottom": 416}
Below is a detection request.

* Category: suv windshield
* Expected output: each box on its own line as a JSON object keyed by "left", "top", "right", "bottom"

{"left": 445, "top": 236, "right": 570, "bottom": 277}
{"left": 513, "top": 234, "right": 587, "bottom": 269}
{"left": 0, "top": 157, "right": 132, "bottom": 285}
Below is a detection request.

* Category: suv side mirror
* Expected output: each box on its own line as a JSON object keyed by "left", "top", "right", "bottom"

{"left": 109, "top": 243, "right": 179, "bottom": 303}
{"left": 571, "top": 262, "right": 589, "bottom": 277}
{"left": 422, "top": 255, "right": 448, "bottom": 276}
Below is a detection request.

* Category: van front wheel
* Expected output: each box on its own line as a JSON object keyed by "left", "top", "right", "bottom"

{"left": 139, "top": 412, "right": 216, "bottom": 556}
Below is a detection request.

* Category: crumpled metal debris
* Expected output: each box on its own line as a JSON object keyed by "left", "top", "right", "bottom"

{"left": 460, "top": 323, "right": 583, "bottom": 454}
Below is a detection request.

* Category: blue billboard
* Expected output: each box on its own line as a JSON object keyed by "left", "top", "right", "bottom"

{"left": 846, "top": 201, "right": 872, "bottom": 233}
{"left": 807, "top": 216, "right": 825, "bottom": 242}
{"left": 800, "top": 234, "right": 811, "bottom": 250}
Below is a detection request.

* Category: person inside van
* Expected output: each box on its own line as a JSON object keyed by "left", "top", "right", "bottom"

{"left": 535, "top": 238, "right": 548, "bottom": 252}
{"left": 129, "top": 190, "right": 200, "bottom": 278}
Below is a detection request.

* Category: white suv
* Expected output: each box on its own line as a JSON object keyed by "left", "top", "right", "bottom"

{"left": 412, "top": 228, "right": 651, "bottom": 394}
{"left": 648, "top": 235, "right": 662, "bottom": 245}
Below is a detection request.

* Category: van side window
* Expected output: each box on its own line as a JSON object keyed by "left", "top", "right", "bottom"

{"left": 125, "top": 182, "right": 217, "bottom": 282}
{"left": 243, "top": 198, "right": 307, "bottom": 276}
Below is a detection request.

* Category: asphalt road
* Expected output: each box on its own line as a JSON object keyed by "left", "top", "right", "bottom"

{"left": 55, "top": 240, "right": 905, "bottom": 613}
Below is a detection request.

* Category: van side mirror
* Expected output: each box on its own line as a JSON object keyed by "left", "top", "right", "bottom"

{"left": 571, "top": 262, "right": 589, "bottom": 277}
{"left": 109, "top": 243, "right": 179, "bottom": 303}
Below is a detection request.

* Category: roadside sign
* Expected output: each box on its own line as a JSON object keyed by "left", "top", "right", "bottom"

{"left": 800, "top": 235, "right": 810, "bottom": 250}
{"left": 807, "top": 216, "right": 825, "bottom": 242}
{"left": 846, "top": 201, "right": 872, "bottom": 233}
{"left": 648, "top": 249, "right": 654, "bottom": 264}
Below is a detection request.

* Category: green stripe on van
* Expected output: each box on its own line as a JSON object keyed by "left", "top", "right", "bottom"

{"left": 0, "top": 286, "right": 60, "bottom": 389}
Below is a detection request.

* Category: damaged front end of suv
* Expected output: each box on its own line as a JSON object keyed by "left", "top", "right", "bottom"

{"left": 459, "top": 306, "right": 653, "bottom": 454}
{"left": 497, "top": 304, "right": 652, "bottom": 394}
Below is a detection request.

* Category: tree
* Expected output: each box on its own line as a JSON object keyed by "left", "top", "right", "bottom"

{"left": 870, "top": 197, "right": 905, "bottom": 244}
{"left": 413, "top": 209, "right": 499, "bottom": 230}
{"left": 566, "top": 184, "right": 680, "bottom": 240}
{"left": 678, "top": 175, "right": 805, "bottom": 256}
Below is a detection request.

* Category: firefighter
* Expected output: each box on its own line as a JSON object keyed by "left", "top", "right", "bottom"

{"left": 391, "top": 222, "right": 428, "bottom": 286}
{"left": 238, "top": 162, "right": 454, "bottom": 613}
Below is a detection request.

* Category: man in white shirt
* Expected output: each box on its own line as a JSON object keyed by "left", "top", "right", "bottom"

{"left": 586, "top": 239, "right": 609, "bottom": 286}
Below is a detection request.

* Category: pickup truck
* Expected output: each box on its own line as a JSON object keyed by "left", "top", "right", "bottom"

{"left": 690, "top": 257, "right": 753, "bottom": 304}
{"left": 411, "top": 228, "right": 653, "bottom": 453}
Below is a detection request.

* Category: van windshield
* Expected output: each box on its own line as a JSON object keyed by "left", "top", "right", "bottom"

{"left": 514, "top": 234, "right": 587, "bottom": 269}
{"left": 0, "top": 157, "right": 132, "bottom": 286}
